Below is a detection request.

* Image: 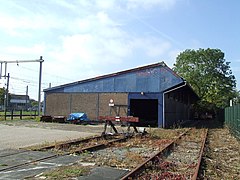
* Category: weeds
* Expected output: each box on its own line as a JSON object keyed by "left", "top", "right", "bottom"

{"left": 39, "top": 164, "right": 91, "bottom": 179}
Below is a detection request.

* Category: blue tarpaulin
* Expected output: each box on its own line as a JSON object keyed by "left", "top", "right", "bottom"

{"left": 67, "top": 113, "right": 89, "bottom": 123}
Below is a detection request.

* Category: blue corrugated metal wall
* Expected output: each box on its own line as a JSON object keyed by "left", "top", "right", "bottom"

{"left": 48, "top": 66, "right": 183, "bottom": 93}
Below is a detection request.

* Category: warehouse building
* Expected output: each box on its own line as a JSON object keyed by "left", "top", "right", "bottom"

{"left": 9, "top": 94, "right": 30, "bottom": 111}
{"left": 43, "top": 62, "right": 198, "bottom": 128}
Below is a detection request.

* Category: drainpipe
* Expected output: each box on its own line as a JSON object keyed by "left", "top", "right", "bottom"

{"left": 162, "top": 81, "right": 187, "bottom": 128}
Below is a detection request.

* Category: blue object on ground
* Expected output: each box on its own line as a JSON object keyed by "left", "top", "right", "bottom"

{"left": 67, "top": 113, "right": 89, "bottom": 123}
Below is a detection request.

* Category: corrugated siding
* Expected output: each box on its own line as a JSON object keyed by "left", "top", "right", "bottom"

{"left": 225, "top": 104, "right": 240, "bottom": 140}
{"left": 56, "top": 66, "right": 183, "bottom": 93}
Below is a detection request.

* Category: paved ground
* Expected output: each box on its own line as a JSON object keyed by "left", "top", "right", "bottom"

{"left": 0, "top": 120, "right": 131, "bottom": 179}
{"left": 0, "top": 120, "right": 104, "bottom": 150}
{"left": 0, "top": 149, "right": 128, "bottom": 180}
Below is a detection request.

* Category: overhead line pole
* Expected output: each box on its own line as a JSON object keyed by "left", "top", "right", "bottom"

{"left": 38, "top": 56, "right": 43, "bottom": 116}
{"left": 0, "top": 56, "right": 44, "bottom": 116}
{"left": 4, "top": 73, "right": 10, "bottom": 120}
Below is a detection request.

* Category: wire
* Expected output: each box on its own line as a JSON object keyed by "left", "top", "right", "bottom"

{"left": 17, "top": 64, "right": 75, "bottom": 82}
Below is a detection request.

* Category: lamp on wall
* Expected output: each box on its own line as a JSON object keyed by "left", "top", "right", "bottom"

{"left": 141, "top": 92, "right": 144, "bottom": 95}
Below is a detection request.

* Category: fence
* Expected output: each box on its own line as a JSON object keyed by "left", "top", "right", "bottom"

{"left": 0, "top": 110, "right": 38, "bottom": 120}
{"left": 225, "top": 104, "right": 240, "bottom": 140}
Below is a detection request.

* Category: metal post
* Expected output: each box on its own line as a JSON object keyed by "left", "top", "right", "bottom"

{"left": 11, "top": 109, "right": 13, "bottom": 120}
{"left": 0, "top": 62, "right": 2, "bottom": 79}
{"left": 6, "top": 73, "right": 9, "bottom": 107}
{"left": 4, "top": 73, "right": 10, "bottom": 120}
{"left": 26, "top": 85, "right": 28, "bottom": 111}
{"left": 38, "top": 56, "right": 43, "bottom": 116}
{"left": 20, "top": 110, "right": 22, "bottom": 120}
{"left": 4, "top": 63, "right": 7, "bottom": 79}
{"left": 96, "top": 93, "right": 99, "bottom": 120}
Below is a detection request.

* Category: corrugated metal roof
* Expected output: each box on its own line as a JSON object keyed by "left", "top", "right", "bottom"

{"left": 10, "top": 94, "right": 29, "bottom": 100}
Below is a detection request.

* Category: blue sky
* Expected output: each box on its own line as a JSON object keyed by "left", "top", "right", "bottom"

{"left": 0, "top": 0, "right": 239, "bottom": 100}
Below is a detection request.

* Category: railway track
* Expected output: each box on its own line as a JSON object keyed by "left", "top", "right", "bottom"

{"left": 0, "top": 134, "right": 114, "bottom": 159}
{"left": 0, "top": 134, "right": 128, "bottom": 172}
{"left": 0, "top": 124, "right": 207, "bottom": 179}
{"left": 121, "top": 128, "right": 208, "bottom": 179}
{"left": 24, "top": 135, "right": 105, "bottom": 151}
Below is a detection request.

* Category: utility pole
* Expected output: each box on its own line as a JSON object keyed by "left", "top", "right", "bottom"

{"left": 4, "top": 73, "right": 10, "bottom": 120}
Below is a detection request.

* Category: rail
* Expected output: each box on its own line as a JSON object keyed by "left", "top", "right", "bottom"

{"left": 121, "top": 128, "right": 208, "bottom": 179}
{"left": 0, "top": 135, "right": 128, "bottom": 172}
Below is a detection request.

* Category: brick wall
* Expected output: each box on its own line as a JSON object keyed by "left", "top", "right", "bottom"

{"left": 45, "top": 92, "right": 128, "bottom": 119}
{"left": 99, "top": 93, "right": 128, "bottom": 117}
{"left": 45, "top": 93, "right": 70, "bottom": 116}
{"left": 71, "top": 93, "right": 98, "bottom": 119}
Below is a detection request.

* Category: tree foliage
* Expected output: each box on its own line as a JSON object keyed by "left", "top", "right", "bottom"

{"left": 173, "top": 48, "right": 236, "bottom": 109}
{"left": 0, "top": 88, "right": 5, "bottom": 105}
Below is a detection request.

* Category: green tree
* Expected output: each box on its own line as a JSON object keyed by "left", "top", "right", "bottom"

{"left": 0, "top": 88, "right": 4, "bottom": 105}
{"left": 233, "top": 90, "right": 240, "bottom": 104}
{"left": 30, "top": 99, "right": 38, "bottom": 107}
{"left": 173, "top": 48, "right": 236, "bottom": 109}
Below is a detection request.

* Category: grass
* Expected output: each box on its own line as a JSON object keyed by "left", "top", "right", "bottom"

{"left": 202, "top": 126, "right": 240, "bottom": 179}
{"left": 0, "top": 110, "right": 41, "bottom": 120}
{"left": 39, "top": 164, "right": 91, "bottom": 179}
{"left": 0, "top": 110, "right": 39, "bottom": 115}
{"left": 24, "top": 139, "right": 67, "bottom": 151}
{"left": 0, "top": 164, "right": 8, "bottom": 167}
{"left": 148, "top": 128, "right": 188, "bottom": 139}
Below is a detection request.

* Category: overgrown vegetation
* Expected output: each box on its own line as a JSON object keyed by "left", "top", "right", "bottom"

{"left": 149, "top": 128, "right": 188, "bottom": 139}
{"left": 38, "top": 164, "right": 91, "bottom": 179}
{"left": 202, "top": 126, "right": 240, "bottom": 179}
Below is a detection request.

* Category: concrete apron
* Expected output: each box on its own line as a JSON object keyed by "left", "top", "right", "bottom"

{"left": 0, "top": 149, "right": 128, "bottom": 179}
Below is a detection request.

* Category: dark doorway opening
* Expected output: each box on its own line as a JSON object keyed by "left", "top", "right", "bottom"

{"left": 130, "top": 99, "right": 158, "bottom": 127}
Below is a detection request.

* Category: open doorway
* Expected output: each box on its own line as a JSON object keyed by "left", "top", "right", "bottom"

{"left": 130, "top": 99, "right": 158, "bottom": 127}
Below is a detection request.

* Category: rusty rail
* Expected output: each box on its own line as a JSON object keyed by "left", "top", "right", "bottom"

{"left": 25, "top": 135, "right": 103, "bottom": 151}
{"left": 120, "top": 129, "right": 190, "bottom": 180}
{"left": 0, "top": 136, "right": 128, "bottom": 172}
{"left": 121, "top": 128, "right": 208, "bottom": 180}
{"left": 192, "top": 128, "right": 208, "bottom": 180}
{"left": 71, "top": 136, "right": 127, "bottom": 154}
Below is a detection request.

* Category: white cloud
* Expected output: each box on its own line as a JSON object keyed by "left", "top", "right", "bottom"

{"left": 51, "top": 33, "right": 131, "bottom": 67}
{"left": 128, "top": 37, "right": 172, "bottom": 58}
{"left": 95, "top": 0, "right": 117, "bottom": 9}
{"left": 127, "top": 0, "right": 177, "bottom": 10}
{"left": 0, "top": 12, "right": 61, "bottom": 37}
{"left": 146, "top": 41, "right": 171, "bottom": 57}
{"left": 0, "top": 0, "right": 183, "bottom": 99}
{"left": 4, "top": 44, "right": 46, "bottom": 55}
